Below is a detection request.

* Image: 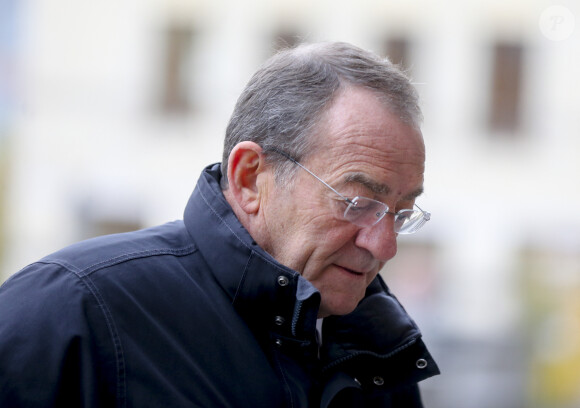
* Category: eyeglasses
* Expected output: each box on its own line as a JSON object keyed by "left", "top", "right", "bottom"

{"left": 267, "top": 149, "right": 431, "bottom": 234}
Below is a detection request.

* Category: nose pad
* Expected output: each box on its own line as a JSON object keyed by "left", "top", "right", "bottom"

{"left": 355, "top": 215, "right": 398, "bottom": 262}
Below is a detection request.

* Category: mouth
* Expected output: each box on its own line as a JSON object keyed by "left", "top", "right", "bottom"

{"left": 336, "top": 265, "right": 365, "bottom": 277}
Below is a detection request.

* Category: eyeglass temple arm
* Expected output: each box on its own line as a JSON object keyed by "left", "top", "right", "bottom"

{"left": 414, "top": 204, "right": 431, "bottom": 220}
{"left": 265, "top": 148, "right": 354, "bottom": 204}
{"left": 266, "top": 149, "right": 429, "bottom": 219}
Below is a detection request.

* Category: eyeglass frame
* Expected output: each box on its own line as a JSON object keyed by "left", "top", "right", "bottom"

{"left": 265, "top": 148, "right": 431, "bottom": 234}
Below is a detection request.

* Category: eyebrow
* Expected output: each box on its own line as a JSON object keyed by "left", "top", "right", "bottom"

{"left": 343, "top": 172, "right": 424, "bottom": 200}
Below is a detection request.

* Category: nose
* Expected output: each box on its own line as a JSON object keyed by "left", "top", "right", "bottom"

{"left": 354, "top": 215, "right": 398, "bottom": 262}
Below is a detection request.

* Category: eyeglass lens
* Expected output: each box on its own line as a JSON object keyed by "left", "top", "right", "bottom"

{"left": 343, "top": 197, "right": 427, "bottom": 234}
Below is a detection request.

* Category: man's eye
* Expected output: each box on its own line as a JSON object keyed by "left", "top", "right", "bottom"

{"left": 349, "top": 204, "right": 366, "bottom": 212}
{"left": 351, "top": 201, "right": 372, "bottom": 211}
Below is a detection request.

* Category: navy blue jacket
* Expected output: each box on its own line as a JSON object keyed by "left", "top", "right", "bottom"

{"left": 0, "top": 164, "right": 439, "bottom": 407}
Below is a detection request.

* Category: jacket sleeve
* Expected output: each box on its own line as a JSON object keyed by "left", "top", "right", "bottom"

{"left": 0, "top": 262, "right": 120, "bottom": 407}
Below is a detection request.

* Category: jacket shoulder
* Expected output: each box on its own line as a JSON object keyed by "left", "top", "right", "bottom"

{"left": 0, "top": 259, "right": 120, "bottom": 405}
{"left": 0, "top": 220, "right": 197, "bottom": 406}
{"left": 38, "top": 220, "right": 196, "bottom": 277}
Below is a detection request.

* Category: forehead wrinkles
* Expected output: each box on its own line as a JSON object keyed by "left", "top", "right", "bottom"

{"left": 320, "top": 107, "right": 425, "bottom": 161}
{"left": 303, "top": 86, "right": 425, "bottom": 184}
{"left": 324, "top": 131, "right": 425, "bottom": 198}
{"left": 307, "top": 86, "right": 423, "bottom": 155}
{"left": 326, "top": 131, "right": 425, "bottom": 176}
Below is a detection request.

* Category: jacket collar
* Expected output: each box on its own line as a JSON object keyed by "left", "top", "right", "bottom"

{"left": 183, "top": 163, "right": 320, "bottom": 341}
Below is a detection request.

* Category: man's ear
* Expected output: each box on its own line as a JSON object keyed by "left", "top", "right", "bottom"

{"left": 226, "top": 141, "right": 267, "bottom": 215}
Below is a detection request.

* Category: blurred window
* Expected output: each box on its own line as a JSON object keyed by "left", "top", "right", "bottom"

{"left": 489, "top": 42, "right": 524, "bottom": 133}
{"left": 160, "top": 25, "right": 194, "bottom": 114}
{"left": 383, "top": 36, "right": 411, "bottom": 70}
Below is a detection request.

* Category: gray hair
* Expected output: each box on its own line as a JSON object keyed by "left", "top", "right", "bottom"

{"left": 221, "top": 41, "right": 422, "bottom": 188}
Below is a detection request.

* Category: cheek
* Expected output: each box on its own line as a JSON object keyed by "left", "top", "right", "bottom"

{"left": 301, "top": 224, "right": 360, "bottom": 276}
{"left": 262, "top": 205, "right": 324, "bottom": 267}
{"left": 321, "top": 218, "right": 359, "bottom": 243}
{"left": 289, "top": 218, "right": 355, "bottom": 274}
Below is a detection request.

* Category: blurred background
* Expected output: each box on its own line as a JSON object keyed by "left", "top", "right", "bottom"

{"left": 0, "top": 0, "right": 579, "bottom": 406}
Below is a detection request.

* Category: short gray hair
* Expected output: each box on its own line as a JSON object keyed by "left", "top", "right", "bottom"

{"left": 221, "top": 41, "right": 422, "bottom": 188}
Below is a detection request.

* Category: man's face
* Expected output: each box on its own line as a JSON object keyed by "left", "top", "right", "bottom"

{"left": 259, "top": 86, "right": 425, "bottom": 317}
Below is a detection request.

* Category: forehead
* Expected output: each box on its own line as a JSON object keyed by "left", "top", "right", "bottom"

{"left": 306, "top": 86, "right": 425, "bottom": 194}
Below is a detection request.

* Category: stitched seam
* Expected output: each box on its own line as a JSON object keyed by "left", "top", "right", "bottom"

{"left": 38, "top": 245, "right": 197, "bottom": 278}
{"left": 62, "top": 268, "right": 128, "bottom": 407}
{"left": 232, "top": 252, "right": 253, "bottom": 305}
{"left": 81, "top": 246, "right": 196, "bottom": 276}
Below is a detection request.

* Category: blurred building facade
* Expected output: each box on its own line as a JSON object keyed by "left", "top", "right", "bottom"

{"left": 1, "top": 1, "right": 579, "bottom": 407}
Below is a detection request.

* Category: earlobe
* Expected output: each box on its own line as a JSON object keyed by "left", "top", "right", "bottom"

{"left": 227, "top": 142, "right": 265, "bottom": 214}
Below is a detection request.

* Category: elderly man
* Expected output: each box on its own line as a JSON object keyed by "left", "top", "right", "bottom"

{"left": 0, "top": 42, "right": 439, "bottom": 407}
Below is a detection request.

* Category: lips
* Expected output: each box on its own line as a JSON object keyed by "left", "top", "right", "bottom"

{"left": 336, "top": 265, "right": 365, "bottom": 277}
